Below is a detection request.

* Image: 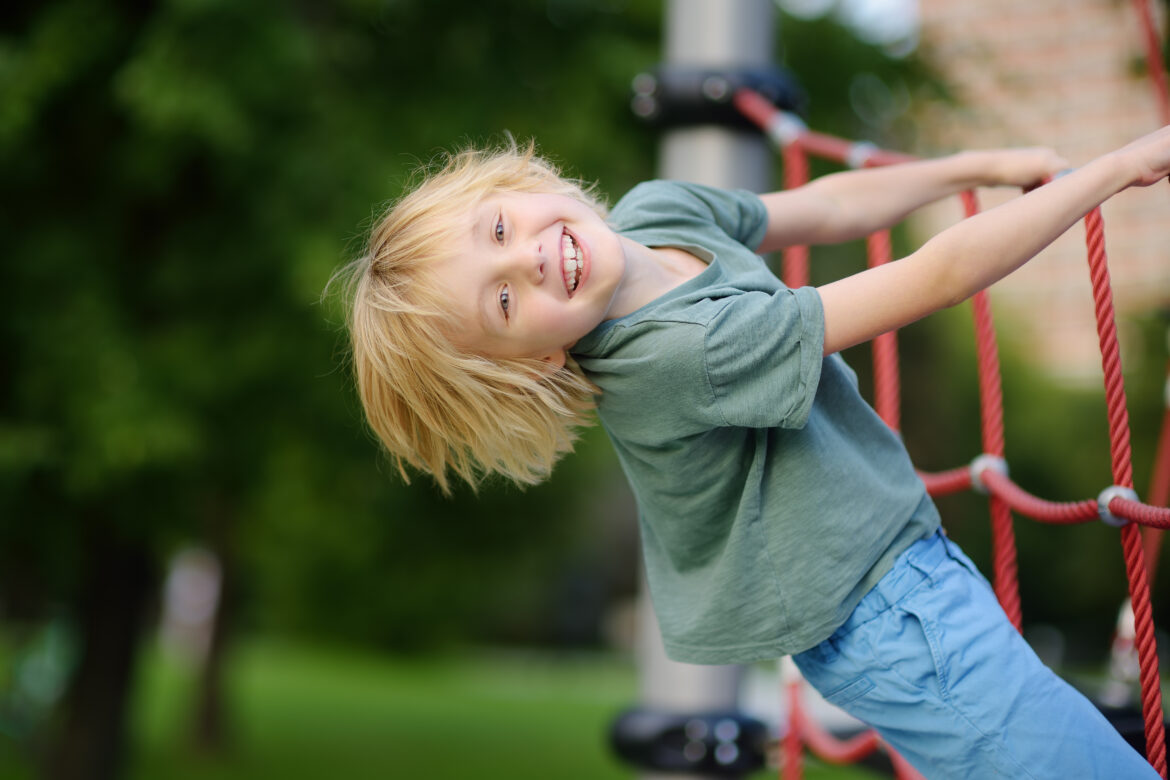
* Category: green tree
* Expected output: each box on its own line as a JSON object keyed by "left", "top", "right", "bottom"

{"left": 0, "top": 1, "right": 665, "bottom": 776}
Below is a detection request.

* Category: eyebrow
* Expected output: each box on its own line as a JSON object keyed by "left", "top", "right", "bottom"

{"left": 471, "top": 211, "right": 483, "bottom": 245}
{"left": 475, "top": 253, "right": 501, "bottom": 340}
{"left": 477, "top": 289, "right": 496, "bottom": 340}
{"left": 467, "top": 203, "right": 502, "bottom": 342}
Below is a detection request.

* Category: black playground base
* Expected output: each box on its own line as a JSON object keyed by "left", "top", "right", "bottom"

{"left": 610, "top": 708, "right": 768, "bottom": 776}
{"left": 609, "top": 702, "right": 1168, "bottom": 776}
{"left": 1098, "top": 702, "right": 1170, "bottom": 760}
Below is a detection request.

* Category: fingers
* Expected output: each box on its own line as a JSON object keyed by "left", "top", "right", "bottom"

{"left": 991, "top": 147, "right": 1069, "bottom": 189}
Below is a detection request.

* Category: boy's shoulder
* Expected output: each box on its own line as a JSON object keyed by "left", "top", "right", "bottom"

{"left": 609, "top": 179, "right": 702, "bottom": 224}
{"left": 610, "top": 179, "right": 767, "bottom": 249}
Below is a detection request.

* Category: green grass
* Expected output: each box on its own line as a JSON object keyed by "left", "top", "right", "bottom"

{"left": 7, "top": 637, "right": 884, "bottom": 779}
{"left": 131, "top": 640, "right": 641, "bottom": 780}
{"left": 129, "top": 639, "right": 882, "bottom": 779}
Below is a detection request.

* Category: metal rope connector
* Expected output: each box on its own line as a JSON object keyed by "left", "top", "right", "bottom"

{"left": 969, "top": 453, "right": 1008, "bottom": 495}
{"left": 767, "top": 111, "right": 807, "bottom": 147}
{"left": 845, "top": 141, "right": 878, "bottom": 169}
{"left": 1097, "top": 485, "right": 1139, "bottom": 527}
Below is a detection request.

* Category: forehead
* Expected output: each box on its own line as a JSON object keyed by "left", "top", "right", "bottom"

{"left": 418, "top": 192, "right": 495, "bottom": 267}
{"left": 423, "top": 215, "right": 494, "bottom": 349}
{"left": 481, "top": 188, "right": 576, "bottom": 212}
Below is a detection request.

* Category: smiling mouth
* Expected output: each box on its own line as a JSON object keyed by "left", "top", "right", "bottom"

{"left": 561, "top": 230, "right": 583, "bottom": 295}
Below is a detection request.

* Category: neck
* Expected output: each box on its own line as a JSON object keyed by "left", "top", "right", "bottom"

{"left": 607, "top": 237, "right": 707, "bottom": 320}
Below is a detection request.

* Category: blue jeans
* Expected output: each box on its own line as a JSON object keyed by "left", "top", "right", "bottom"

{"left": 792, "top": 531, "right": 1158, "bottom": 778}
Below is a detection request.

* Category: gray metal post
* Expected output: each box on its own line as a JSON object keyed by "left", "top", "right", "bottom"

{"left": 659, "top": 0, "right": 775, "bottom": 186}
{"left": 637, "top": 2, "right": 775, "bottom": 779}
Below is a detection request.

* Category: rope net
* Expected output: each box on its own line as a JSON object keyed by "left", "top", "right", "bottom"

{"left": 733, "top": 80, "right": 1170, "bottom": 778}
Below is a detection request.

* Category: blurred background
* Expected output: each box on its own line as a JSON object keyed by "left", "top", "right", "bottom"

{"left": 3, "top": 1, "right": 1170, "bottom": 778}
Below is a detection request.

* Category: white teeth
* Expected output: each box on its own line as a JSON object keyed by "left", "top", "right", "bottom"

{"left": 562, "top": 231, "right": 582, "bottom": 294}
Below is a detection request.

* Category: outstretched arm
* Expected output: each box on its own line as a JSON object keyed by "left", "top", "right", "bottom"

{"left": 756, "top": 147, "right": 1068, "bottom": 251}
{"left": 817, "top": 124, "right": 1170, "bottom": 356}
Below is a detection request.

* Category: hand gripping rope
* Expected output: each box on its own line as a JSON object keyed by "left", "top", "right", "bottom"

{"left": 734, "top": 77, "right": 1170, "bottom": 778}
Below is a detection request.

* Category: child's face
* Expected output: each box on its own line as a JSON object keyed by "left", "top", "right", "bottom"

{"left": 435, "top": 190, "right": 625, "bottom": 366}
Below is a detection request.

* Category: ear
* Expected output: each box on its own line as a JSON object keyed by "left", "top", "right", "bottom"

{"left": 540, "top": 349, "right": 567, "bottom": 369}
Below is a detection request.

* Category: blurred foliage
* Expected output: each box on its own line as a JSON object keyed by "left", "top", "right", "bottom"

{"left": 0, "top": 0, "right": 660, "bottom": 661}
{"left": 0, "top": 0, "right": 963, "bottom": 663}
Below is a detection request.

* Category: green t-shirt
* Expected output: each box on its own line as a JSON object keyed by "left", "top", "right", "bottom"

{"left": 571, "top": 180, "right": 940, "bottom": 663}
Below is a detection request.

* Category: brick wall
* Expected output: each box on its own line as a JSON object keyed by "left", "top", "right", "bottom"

{"left": 913, "top": 0, "right": 1169, "bottom": 382}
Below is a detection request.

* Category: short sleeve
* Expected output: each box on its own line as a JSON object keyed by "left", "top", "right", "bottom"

{"left": 610, "top": 181, "right": 769, "bottom": 251}
{"left": 704, "top": 286, "right": 825, "bottom": 429}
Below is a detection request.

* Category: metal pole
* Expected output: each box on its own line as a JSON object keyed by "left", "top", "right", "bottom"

{"left": 637, "top": 2, "right": 775, "bottom": 779}
{"left": 659, "top": 0, "right": 775, "bottom": 186}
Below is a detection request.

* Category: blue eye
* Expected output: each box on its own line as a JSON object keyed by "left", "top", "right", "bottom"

{"left": 494, "top": 216, "right": 505, "bottom": 243}
{"left": 499, "top": 285, "right": 510, "bottom": 319}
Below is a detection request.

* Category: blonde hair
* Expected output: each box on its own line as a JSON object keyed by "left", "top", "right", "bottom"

{"left": 338, "top": 139, "right": 608, "bottom": 494}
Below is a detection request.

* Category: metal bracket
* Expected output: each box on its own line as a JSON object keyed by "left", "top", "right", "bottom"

{"left": 631, "top": 65, "right": 806, "bottom": 130}
{"left": 1098, "top": 485, "right": 1139, "bottom": 527}
{"left": 969, "top": 453, "right": 1009, "bottom": 496}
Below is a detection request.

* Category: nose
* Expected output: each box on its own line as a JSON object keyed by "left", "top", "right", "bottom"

{"left": 505, "top": 240, "right": 546, "bottom": 284}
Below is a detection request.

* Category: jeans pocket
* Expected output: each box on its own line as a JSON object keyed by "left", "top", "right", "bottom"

{"left": 792, "top": 644, "right": 877, "bottom": 710}
{"left": 817, "top": 674, "right": 876, "bottom": 708}
{"left": 885, "top": 605, "right": 950, "bottom": 701}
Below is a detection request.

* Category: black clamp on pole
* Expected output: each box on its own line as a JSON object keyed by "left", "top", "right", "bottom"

{"left": 630, "top": 64, "right": 806, "bottom": 130}
{"left": 609, "top": 707, "right": 769, "bottom": 776}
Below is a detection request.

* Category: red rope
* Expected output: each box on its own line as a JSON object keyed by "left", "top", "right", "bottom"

{"left": 918, "top": 466, "right": 973, "bottom": 496}
{"left": 1144, "top": 388, "right": 1170, "bottom": 574}
{"left": 782, "top": 142, "right": 811, "bottom": 289}
{"left": 960, "top": 189, "right": 1025, "bottom": 630}
{"left": 1133, "top": 0, "right": 1170, "bottom": 578}
{"left": 1086, "top": 209, "right": 1136, "bottom": 488}
{"left": 1124, "top": 521, "right": 1168, "bottom": 777}
{"left": 782, "top": 680, "right": 804, "bottom": 780}
{"left": 867, "top": 229, "right": 901, "bottom": 430}
{"left": 1114, "top": 495, "right": 1170, "bottom": 528}
{"left": 1125, "top": 5, "right": 1170, "bottom": 770}
{"left": 733, "top": 89, "right": 915, "bottom": 169}
{"left": 783, "top": 677, "right": 923, "bottom": 779}
{"left": 888, "top": 748, "right": 926, "bottom": 780}
{"left": 738, "top": 87, "right": 1170, "bottom": 528}
{"left": 1149, "top": 378, "right": 1170, "bottom": 508}
{"left": 980, "top": 469, "right": 1100, "bottom": 524}
{"left": 1085, "top": 207, "right": 1168, "bottom": 776}
{"left": 736, "top": 86, "right": 1170, "bottom": 776}
{"left": 1132, "top": 0, "right": 1170, "bottom": 126}
{"left": 791, "top": 697, "right": 881, "bottom": 764}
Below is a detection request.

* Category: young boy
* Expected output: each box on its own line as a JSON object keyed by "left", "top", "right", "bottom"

{"left": 343, "top": 126, "right": 1170, "bottom": 777}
